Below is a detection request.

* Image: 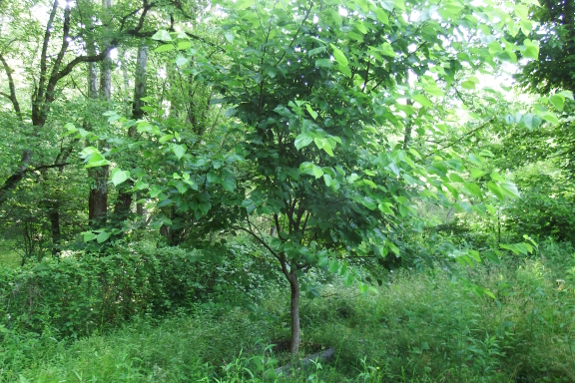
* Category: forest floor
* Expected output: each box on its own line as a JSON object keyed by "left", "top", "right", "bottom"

{"left": 2, "top": 248, "right": 575, "bottom": 382}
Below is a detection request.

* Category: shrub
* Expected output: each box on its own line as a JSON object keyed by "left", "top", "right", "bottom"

{"left": 0, "top": 244, "right": 215, "bottom": 338}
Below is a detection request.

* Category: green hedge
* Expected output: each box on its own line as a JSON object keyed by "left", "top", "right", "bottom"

{"left": 0, "top": 245, "right": 212, "bottom": 337}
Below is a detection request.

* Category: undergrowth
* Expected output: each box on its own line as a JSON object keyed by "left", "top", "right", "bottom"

{"left": 1, "top": 241, "right": 574, "bottom": 382}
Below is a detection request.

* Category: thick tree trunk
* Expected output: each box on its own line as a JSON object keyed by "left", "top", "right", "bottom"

{"left": 89, "top": 166, "right": 109, "bottom": 227}
{"left": 288, "top": 271, "right": 301, "bottom": 355}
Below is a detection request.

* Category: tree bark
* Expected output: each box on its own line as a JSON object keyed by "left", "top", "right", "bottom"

{"left": 288, "top": 271, "right": 301, "bottom": 355}
{"left": 113, "top": 44, "right": 149, "bottom": 224}
{"left": 89, "top": 166, "right": 109, "bottom": 227}
{"left": 48, "top": 202, "right": 61, "bottom": 255}
{"left": 132, "top": 45, "right": 148, "bottom": 121}
{"left": 86, "top": 22, "right": 109, "bottom": 228}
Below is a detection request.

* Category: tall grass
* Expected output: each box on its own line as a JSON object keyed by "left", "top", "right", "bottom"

{"left": 2, "top": 241, "right": 575, "bottom": 382}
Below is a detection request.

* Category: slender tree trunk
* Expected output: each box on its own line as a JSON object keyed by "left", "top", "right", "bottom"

{"left": 48, "top": 202, "right": 61, "bottom": 255}
{"left": 114, "top": 44, "right": 149, "bottom": 224}
{"left": 132, "top": 45, "right": 148, "bottom": 121}
{"left": 403, "top": 94, "right": 413, "bottom": 148}
{"left": 87, "top": 50, "right": 108, "bottom": 227}
{"left": 288, "top": 271, "right": 301, "bottom": 355}
{"left": 88, "top": 0, "right": 113, "bottom": 228}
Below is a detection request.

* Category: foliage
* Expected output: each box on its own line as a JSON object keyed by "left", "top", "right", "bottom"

{"left": 0, "top": 240, "right": 278, "bottom": 338}
{"left": 515, "top": 0, "right": 575, "bottom": 95}
{"left": 2, "top": 241, "right": 575, "bottom": 382}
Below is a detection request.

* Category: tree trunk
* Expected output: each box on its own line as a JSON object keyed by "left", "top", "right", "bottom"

{"left": 48, "top": 202, "right": 61, "bottom": 255}
{"left": 88, "top": 0, "right": 113, "bottom": 228}
{"left": 132, "top": 45, "right": 148, "bottom": 121}
{"left": 288, "top": 271, "right": 301, "bottom": 355}
{"left": 89, "top": 166, "right": 109, "bottom": 227}
{"left": 113, "top": 44, "right": 148, "bottom": 225}
{"left": 86, "top": 46, "right": 108, "bottom": 228}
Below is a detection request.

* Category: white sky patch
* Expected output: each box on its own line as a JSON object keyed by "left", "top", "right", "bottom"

{"left": 409, "top": 10, "right": 420, "bottom": 22}
{"left": 109, "top": 48, "right": 118, "bottom": 60}
{"left": 338, "top": 6, "right": 348, "bottom": 17}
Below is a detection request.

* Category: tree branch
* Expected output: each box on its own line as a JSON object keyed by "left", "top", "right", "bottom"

{"left": 275, "top": 1, "right": 314, "bottom": 68}
{"left": 37, "top": 0, "right": 59, "bottom": 106}
{"left": 0, "top": 53, "right": 23, "bottom": 123}
{"left": 416, "top": 117, "right": 495, "bottom": 163}
{"left": 44, "top": 2, "right": 72, "bottom": 106}
{"left": 231, "top": 224, "right": 281, "bottom": 262}
{"left": 0, "top": 149, "right": 32, "bottom": 206}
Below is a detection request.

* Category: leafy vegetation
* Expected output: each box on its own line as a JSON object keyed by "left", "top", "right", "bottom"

{"left": 1, "top": 0, "right": 575, "bottom": 381}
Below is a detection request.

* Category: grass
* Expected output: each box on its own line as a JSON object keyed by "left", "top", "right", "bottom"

{"left": 2, "top": 242, "right": 575, "bottom": 382}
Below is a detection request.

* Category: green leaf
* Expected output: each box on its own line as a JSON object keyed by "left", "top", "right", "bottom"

{"left": 171, "top": 144, "right": 187, "bottom": 159}
{"left": 514, "top": 4, "right": 529, "bottom": 20}
{"left": 483, "top": 289, "right": 496, "bottom": 299}
{"left": 134, "top": 180, "right": 149, "bottom": 191}
{"left": 177, "top": 41, "right": 192, "bottom": 50}
{"left": 154, "top": 44, "right": 175, "bottom": 53}
{"left": 198, "top": 201, "right": 212, "bottom": 215}
{"left": 96, "top": 231, "right": 111, "bottom": 243}
{"left": 469, "top": 168, "right": 486, "bottom": 179}
{"left": 295, "top": 133, "right": 313, "bottom": 150}
{"left": 354, "top": 0, "right": 369, "bottom": 12}
{"left": 464, "top": 182, "right": 483, "bottom": 198}
{"left": 549, "top": 94, "right": 565, "bottom": 111}
{"left": 83, "top": 231, "right": 97, "bottom": 242}
{"left": 559, "top": 90, "right": 574, "bottom": 100}
{"left": 381, "top": 0, "right": 395, "bottom": 11}
{"left": 461, "top": 80, "right": 476, "bottom": 90}
{"left": 330, "top": 44, "right": 349, "bottom": 67}
{"left": 149, "top": 186, "right": 163, "bottom": 198}
{"left": 151, "top": 30, "right": 172, "bottom": 42}
{"left": 449, "top": 173, "right": 464, "bottom": 183}
{"left": 111, "top": 169, "right": 130, "bottom": 187}
{"left": 487, "top": 181, "right": 504, "bottom": 200}
{"left": 159, "top": 134, "right": 174, "bottom": 144}
{"left": 237, "top": 0, "right": 255, "bottom": 10}
{"left": 542, "top": 112, "right": 559, "bottom": 125}
{"left": 499, "top": 181, "right": 520, "bottom": 198}
{"left": 522, "top": 39, "right": 539, "bottom": 59}
{"left": 315, "top": 59, "right": 333, "bottom": 68}
{"left": 305, "top": 104, "right": 318, "bottom": 120}
{"left": 175, "top": 56, "right": 188, "bottom": 66}
{"left": 222, "top": 177, "right": 237, "bottom": 192}
{"left": 395, "top": 103, "right": 415, "bottom": 116}
{"left": 412, "top": 94, "right": 432, "bottom": 108}
{"left": 81, "top": 147, "right": 110, "bottom": 168}
{"left": 424, "top": 85, "right": 445, "bottom": 97}
{"left": 380, "top": 43, "right": 395, "bottom": 57}
{"left": 375, "top": 9, "right": 389, "bottom": 24}
{"left": 312, "top": 165, "right": 323, "bottom": 179}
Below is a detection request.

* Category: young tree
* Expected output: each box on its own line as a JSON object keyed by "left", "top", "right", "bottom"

{"left": 154, "top": 0, "right": 540, "bottom": 354}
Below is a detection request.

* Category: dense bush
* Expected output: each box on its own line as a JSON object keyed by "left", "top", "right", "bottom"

{"left": 0, "top": 238, "right": 282, "bottom": 338}
{"left": 0, "top": 245, "right": 209, "bottom": 337}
